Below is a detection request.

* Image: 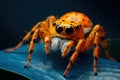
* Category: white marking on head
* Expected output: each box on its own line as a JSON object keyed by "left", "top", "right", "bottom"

{"left": 84, "top": 27, "right": 92, "bottom": 34}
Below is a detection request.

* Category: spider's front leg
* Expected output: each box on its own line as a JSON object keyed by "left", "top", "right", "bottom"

{"left": 24, "top": 28, "right": 51, "bottom": 67}
{"left": 63, "top": 39, "right": 85, "bottom": 77}
{"left": 61, "top": 40, "right": 74, "bottom": 58}
{"left": 24, "top": 16, "right": 56, "bottom": 67}
{"left": 24, "top": 28, "right": 40, "bottom": 67}
{"left": 39, "top": 15, "right": 57, "bottom": 55}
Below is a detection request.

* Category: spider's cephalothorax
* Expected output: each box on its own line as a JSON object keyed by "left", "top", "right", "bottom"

{"left": 5, "top": 12, "right": 115, "bottom": 77}
{"left": 51, "top": 12, "right": 92, "bottom": 41}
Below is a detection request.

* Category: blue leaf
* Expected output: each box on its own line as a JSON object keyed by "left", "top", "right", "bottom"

{"left": 0, "top": 43, "right": 120, "bottom": 80}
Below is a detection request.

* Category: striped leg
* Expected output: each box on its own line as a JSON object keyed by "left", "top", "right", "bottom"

{"left": 24, "top": 29, "right": 39, "bottom": 68}
{"left": 5, "top": 22, "right": 41, "bottom": 52}
{"left": 44, "top": 36, "right": 50, "bottom": 55}
{"left": 88, "top": 24, "right": 106, "bottom": 75}
{"left": 85, "top": 24, "right": 109, "bottom": 75}
{"left": 63, "top": 39, "right": 85, "bottom": 77}
{"left": 62, "top": 40, "right": 74, "bottom": 57}
{"left": 38, "top": 16, "right": 57, "bottom": 55}
{"left": 24, "top": 15, "right": 56, "bottom": 67}
{"left": 93, "top": 32, "right": 100, "bottom": 75}
{"left": 93, "top": 24, "right": 117, "bottom": 75}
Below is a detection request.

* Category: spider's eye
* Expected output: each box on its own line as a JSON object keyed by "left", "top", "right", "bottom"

{"left": 65, "top": 26, "right": 74, "bottom": 35}
{"left": 56, "top": 26, "right": 63, "bottom": 34}
{"left": 75, "top": 26, "right": 79, "bottom": 30}
{"left": 75, "top": 25, "right": 81, "bottom": 30}
{"left": 53, "top": 22, "right": 56, "bottom": 26}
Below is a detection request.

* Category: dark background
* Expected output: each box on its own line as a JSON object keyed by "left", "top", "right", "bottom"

{"left": 0, "top": 1, "right": 120, "bottom": 79}
{"left": 0, "top": 0, "right": 120, "bottom": 50}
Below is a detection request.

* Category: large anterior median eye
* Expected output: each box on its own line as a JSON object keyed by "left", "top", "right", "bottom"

{"left": 65, "top": 26, "right": 74, "bottom": 35}
{"left": 56, "top": 26, "right": 63, "bottom": 34}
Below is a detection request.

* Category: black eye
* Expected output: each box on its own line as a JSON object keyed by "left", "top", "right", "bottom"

{"left": 75, "top": 25, "right": 81, "bottom": 30}
{"left": 53, "top": 22, "right": 56, "bottom": 26}
{"left": 75, "top": 26, "right": 79, "bottom": 30}
{"left": 65, "top": 27, "right": 74, "bottom": 35}
{"left": 56, "top": 26, "right": 63, "bottom": 34}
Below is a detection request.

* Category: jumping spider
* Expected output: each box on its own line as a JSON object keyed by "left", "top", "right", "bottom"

{"left": 5, "top": 12, "right": 115, "bottom": 77}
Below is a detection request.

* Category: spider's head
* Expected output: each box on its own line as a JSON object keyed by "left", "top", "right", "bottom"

{"left": 52, "top": 19, "right": 84, "bottom": 40}
{"left": 52, "top": 12, "right": 93, "bottom": 40}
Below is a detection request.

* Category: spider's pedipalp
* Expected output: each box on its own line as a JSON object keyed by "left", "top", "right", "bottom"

{"left": 63, "top": 39, "right": 85, "bottom": 77}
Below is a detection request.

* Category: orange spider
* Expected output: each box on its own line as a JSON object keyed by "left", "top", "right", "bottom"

{"left": 5, "top": 12, "right": 115, "bottom": 77}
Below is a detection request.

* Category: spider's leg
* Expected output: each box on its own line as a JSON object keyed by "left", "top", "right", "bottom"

{"left": 93, "top": 32, "right": 100, "bottom": 75}
{"left": 45, "top": 15, "right": 57, "bottom": 24}
{"left": 63, "top": 39, "right": 85, "bottom": 77}
{"left": 39, "top": 16, "right": 57, "bottom": 55}
{"left": 85, "top": 24, "right": 116, "bottom": 75}
{"left": 93, "top": 25, "right": 116, "bottom": 75}
{"left": 5, "top": 22, "right": 41, "bottom": 52}
{"left": 24, "top": 17, "right": 55, "bottom": 67}
{"left": 24, "top": 29, "right": 39, "bottom": 68}
{"left": 44, "top": 36, "right": 50, "bottom": 55}
{"left": 85, "top": 24, "right": 104, "bottom": 75}
{"left": 61, "top": 40, "right": 74, "bottom": 57}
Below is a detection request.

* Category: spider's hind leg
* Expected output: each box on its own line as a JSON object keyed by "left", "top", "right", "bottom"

{"left": 92, "top": 24, "right": 108, "bottom": 75}
{"left": 5, "top": 22, "right": 41, "bottom": 52}
{"left": 85, "top": 24, "right": 116, "bottom": 75}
